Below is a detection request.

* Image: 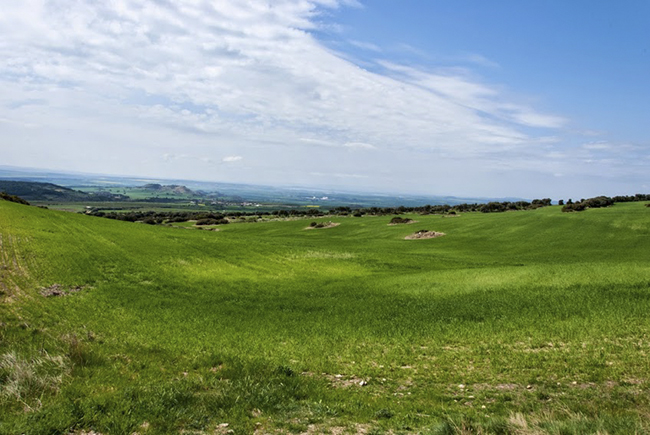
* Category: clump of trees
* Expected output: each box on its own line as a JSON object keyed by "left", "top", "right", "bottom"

{"left": 328, "top": 198, "right": 553, "bottom": 217}
{"left": 612, "top": 194, "right": 650, "bottom": 203}
{"left": 196, "top": 217, "right": 229, "bottom": 226}
{"left": 86, "top": 210, "right": 230, "bottom": 225}
{"left": 0, "top": 191, "right": 30, "bottom": 205}
{"left": 562, "top": 196, "right": 615, "bottom": 212}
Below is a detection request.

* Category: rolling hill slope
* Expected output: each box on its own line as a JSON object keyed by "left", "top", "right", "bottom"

{"left": 1, "top": 200, "right": 650, "bottom": 434}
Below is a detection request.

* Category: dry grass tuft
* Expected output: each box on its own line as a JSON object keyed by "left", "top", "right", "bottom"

{"left": 0, "top": 351, "right": 68, "bottom": 409}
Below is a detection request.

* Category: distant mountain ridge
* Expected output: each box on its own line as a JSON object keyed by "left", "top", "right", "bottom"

{"left": 0, "top": 180, "right": 125, "bottom": 202}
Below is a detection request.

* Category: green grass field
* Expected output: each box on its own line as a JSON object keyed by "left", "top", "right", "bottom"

{"left": 2, "top": 200, "right": 650, "bottom": 434}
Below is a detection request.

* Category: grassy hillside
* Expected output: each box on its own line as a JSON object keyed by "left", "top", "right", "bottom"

{"left": 1, "top": 200, "right": 650, "bottom": 434}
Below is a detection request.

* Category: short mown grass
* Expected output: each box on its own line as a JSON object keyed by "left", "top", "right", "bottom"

{"left": 1, "top": 200, "right": 650, "bottom": 433}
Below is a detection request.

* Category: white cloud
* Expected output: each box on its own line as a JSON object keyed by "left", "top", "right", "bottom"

{"left": 582, "top": 142, "right": 611, "bottom": 151}
{"left": 1, "top": 0, "right": 627, "bottom": 198}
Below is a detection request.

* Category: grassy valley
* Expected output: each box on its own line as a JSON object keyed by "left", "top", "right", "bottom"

{"left": 2, "top": 200, "right": 650, "bottom": 434}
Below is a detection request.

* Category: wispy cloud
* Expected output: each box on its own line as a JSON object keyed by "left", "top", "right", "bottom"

{"left": 222, "top": 156, "right": 243, "bottom": 163}
{"left": 349, "top": 40, "right": 381, "bottom": 52}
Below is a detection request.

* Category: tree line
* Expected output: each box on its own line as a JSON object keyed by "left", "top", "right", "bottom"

{"left": 560, "top": 194, "right": 650, "bottom": 212}
{"left": 0, "top": 191, "right": 30, "bottom": 205}
{"left": 87, "top": 210, "right": 230, "bottom": 225}
{"left": 81, "top": 194, "right": 650, "bottom": 224}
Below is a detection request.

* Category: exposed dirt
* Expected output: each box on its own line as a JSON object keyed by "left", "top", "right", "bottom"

{"left": 302, "top": 371, "right": 368, "bottom": 389}
{"left": 40, "top": 284, "right": 89, "bottom": 297}
{"left": 304, "top": 222, "right": 340, "bottom": 230}
{"left": 404, "top": 230, "right": 445, "bottom": 240}
{"left": 388, "top": 219, "right": 417, "bottom": 226}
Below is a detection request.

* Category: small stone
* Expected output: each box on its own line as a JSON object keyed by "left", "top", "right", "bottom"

{"left": 359, "top": 380, "right": 368, "bottom": 386}
{"left": 526, "top": 384, "right": 532, "bottom": 389}
{"left": 458, "top": 384, "right": 465, "bottom": 389}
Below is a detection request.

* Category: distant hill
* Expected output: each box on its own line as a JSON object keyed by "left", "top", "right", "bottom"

{"left": 142, "top": 184, "right": 194, "bottom": 195}
{"left": 0, "top": 180, "right": 126, "bottom": 202}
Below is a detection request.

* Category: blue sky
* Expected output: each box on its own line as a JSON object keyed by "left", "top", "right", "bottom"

{"left": 1, "top": 1, "right": 648, "bottom": 199}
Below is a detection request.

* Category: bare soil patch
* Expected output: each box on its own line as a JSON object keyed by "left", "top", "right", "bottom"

{"left": 302, "top": 371, "right": 368, "bottom": 388}
{"left": 40, "top": 284, "right": 89, "bottom": 297}
{"left": 388, "top": 217, "right": 417, "bottom": 225}
{"left": 404, "top": 230, "right": 445, "bottom": 240}
{"left": 305, "top": 222, "right": 340, "bottom": 230}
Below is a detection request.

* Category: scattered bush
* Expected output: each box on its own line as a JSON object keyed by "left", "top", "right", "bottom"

{"left": 274, "top": 365, "right": 294, "bottom": 377}
{"left": 0, "top": 192, "right": 30, "bottom": 206}
{"left": 390, "top": 217, "right": 412, "bottom": 224}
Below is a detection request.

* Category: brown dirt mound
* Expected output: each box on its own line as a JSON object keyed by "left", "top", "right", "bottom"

{"left": 388, "top": 219, "right": 418, "bottom": 226}
{"left": 404, "top": 230, "right": 445, "bottom": 240}
{"left": 305, "top": 222, "right": 340, "bottom": 230}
